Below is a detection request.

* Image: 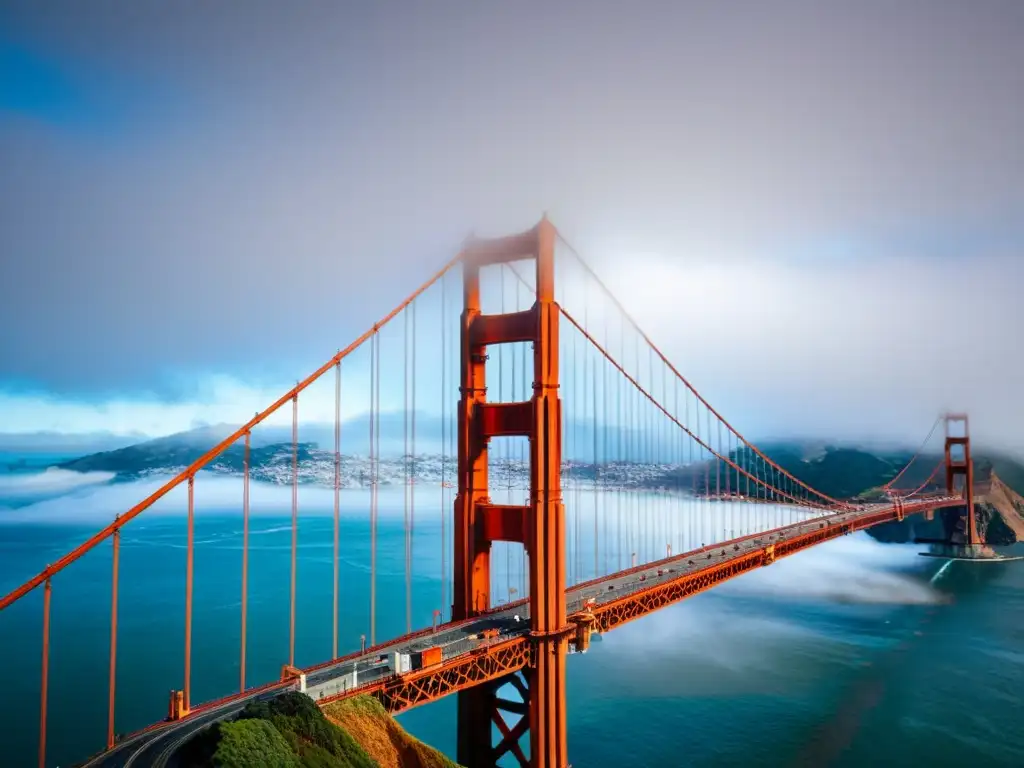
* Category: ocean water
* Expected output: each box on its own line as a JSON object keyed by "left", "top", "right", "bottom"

{"left": 1, "top": 472, "right": 1023, "bottom": 767}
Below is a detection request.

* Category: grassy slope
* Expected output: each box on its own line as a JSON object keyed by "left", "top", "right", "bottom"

{"left": 179, "top": 692, "right": 458, "bottom": 768}
{"left": 323, "top": 696, "right": 462, "bottom": 768}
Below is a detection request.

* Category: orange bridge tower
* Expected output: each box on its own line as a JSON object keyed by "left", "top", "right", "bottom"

{"left": 944, "top": 413, "right": 979, "bottom": 549}
{"left": 453, "top": 218, "right": 568, "bottom": 768}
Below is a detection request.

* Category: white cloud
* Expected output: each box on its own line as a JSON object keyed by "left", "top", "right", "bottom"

{"left": 0, "top": 374, "right": 372, "bottom": 437}
{"left": 0, "top": 472, "right": 417, "bottom": 525}
{"left": 589, "top": 251, "right": 1024, "bottom": 454}
{"left": 713, "top": 532, "right": 942, "bottom": 605}
{"left": 0, "top": 467, "right": 115, "bottom": 495}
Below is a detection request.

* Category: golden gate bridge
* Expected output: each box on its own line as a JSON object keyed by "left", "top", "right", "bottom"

{"left": 0, "top": 218, "right": 981, "bottom": 768}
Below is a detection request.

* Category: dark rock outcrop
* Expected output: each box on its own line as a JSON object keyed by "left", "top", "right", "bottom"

{"left": 867, "top": 467, "right": 1024, "bottom": 546}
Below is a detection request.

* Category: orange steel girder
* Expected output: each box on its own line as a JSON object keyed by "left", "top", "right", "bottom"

{"left": 453, "top": 218, "right": 568, "bottom": 768}
{"left": 944, "top": 414, "right": 978, "bottom": 545}
{"left": 371, "top": 639, "right": 531, "bottom": 713}
{"left": 590, "top": 501, "right": 958, "bottom": 634}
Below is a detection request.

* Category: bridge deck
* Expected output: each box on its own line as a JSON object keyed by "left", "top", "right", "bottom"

{"left": 83, "top": 495, "right": 962, "bottom": 767}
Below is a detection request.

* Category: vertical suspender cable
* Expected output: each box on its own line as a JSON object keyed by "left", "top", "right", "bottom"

{"left": 672, "top": 370, "right": 678, "bottom": 553}
{"left": 715, "top": 418, "right": 721, "bottom": 501}
{"left": 592, "top": 331, "right": 598, "bottom": 580}
{"left": 615, "top": 322, "right": 621, "bottom": 570}
{"left": 682, "top": 379, "right": 687, "bottom": 551}
{"left": 628, "top": 330, "right": 634, "bottom": 561}
{"left": 578, "top": 317, "right": 584, "bottom": 580}
{"left": 639, "top": 342, "right": 645, "bottom": 560}
{"left": 630, "top": 333, "right": 638, "bottom": 561}
{"left": 697, "top": 407, "right": 703, "bottom": 514}
{"left": 660, "top": 360, "right": 666, "bottom": 553}
{"left": 107, "top": 525, "right": 120, "bottom": 749}
{"left": 375, "top": 329, "right": 382, "bottom": 636}
{"left": 241, "top": 431, "right": 250, "bottom": 690}
{"left": 333, "top": 363, "right": 341, "bottom": 659}
{"left": 411, "top": 300, "right": 417, "bottom": 626}
{"left": 598, "top": 313, "right": 606, "bottom": 577}
{"left": 631, "top": 328, "right": 638, "bottom": 563}
{"left": 660, "top": 360, "right": 664, "bottom": 553}
{"left": 724, "top": 426, "right": 730, "bottom": 500}
{"left": 370, "top": 330, "right": 379, "bottom": 645}
{"left": 705, "top": 454, "right": 711, "bottom": 535}
{"left": 716, "top": 420, "right": 723, "bottom": 534}
{"left": 569, "top": 312, "right": 577, "bottom": 584}
{"left": 39, "top": 576, "right": 51, "bottom": 768}
{"left": 404, "top": 309, "right": 411, "bottom": 633}
{"left": 705, "top": 407, "right": 712, "bottom": 531}
{"left": 440, "top": 276, "right": 448, "bottom": 621}
{"left": 372, "top": 331, "right": 379, "bottom": 640}
{"left": 185, "top": 475, "right": 194, "bottom": 711}
{"left": 519, "top": 279, "right": 527, "bottom": 598}
{"left": 686, "top": 386, "right": 692, "bottom": 548}
{"left": 734, "top": 431, "right": 740, "bottom": 508}
{"left": 638, "top": 342, "right": 647, "bottom": 561}
{"left": 289, "top": 394, "right": 298, "bottom": 667}
{"left": 756, "top": 456, "right": 763, "bottom": 506}
{"left": 648, "top": 345, "right": 653, "bottom": 560}
{"left": 749, "top": 438, "right": 757, "bottom": 499}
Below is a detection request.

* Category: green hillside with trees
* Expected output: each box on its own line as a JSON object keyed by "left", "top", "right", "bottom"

{"left": 177, "top": 692, "right": 460, "bottom": 768}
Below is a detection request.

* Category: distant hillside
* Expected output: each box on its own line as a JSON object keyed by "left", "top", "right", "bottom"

{"left": 50, "top": 421, "right": 1024, "bottom": 547}
{"left": 59, "top": 435, "right": 324, "bottom": 481}
{"left": 662, "top": 445, "right": 914, "bottom": 500}
{"left": 54, "top": 419, "right": 679, "bottom": 487}
{"left": 52, "top": 415, "right": 731, "bottom": 471}
{"left": 659, "top": 442, "right": 1024, "bottom": 547}
{"left": 775, "top": 447, "right": 904, "bottom": 499}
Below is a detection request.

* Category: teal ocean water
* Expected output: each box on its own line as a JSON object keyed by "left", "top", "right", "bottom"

{"left": 1, "top": 471, "right": 1023, "bottom": 767}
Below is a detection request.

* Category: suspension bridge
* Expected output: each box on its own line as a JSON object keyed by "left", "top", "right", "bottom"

{"left": 0, "top": 218, "right": 982, "bottom": 768}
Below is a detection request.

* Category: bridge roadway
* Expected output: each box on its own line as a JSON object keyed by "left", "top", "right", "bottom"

{"left": 81, "top": 495, "right": 961, "bottom": 768}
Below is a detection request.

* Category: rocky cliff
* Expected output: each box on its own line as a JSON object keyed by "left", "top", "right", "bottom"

{"left": 976, "top": 471, "right": 1024, "bottom": 540}
{"left": 867, "top": 467, "right": 1024, "bottom": 546}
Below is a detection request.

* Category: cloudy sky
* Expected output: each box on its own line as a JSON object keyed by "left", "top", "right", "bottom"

{"left": 1, "top": 1, "right": 1022, "bottom": 451}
